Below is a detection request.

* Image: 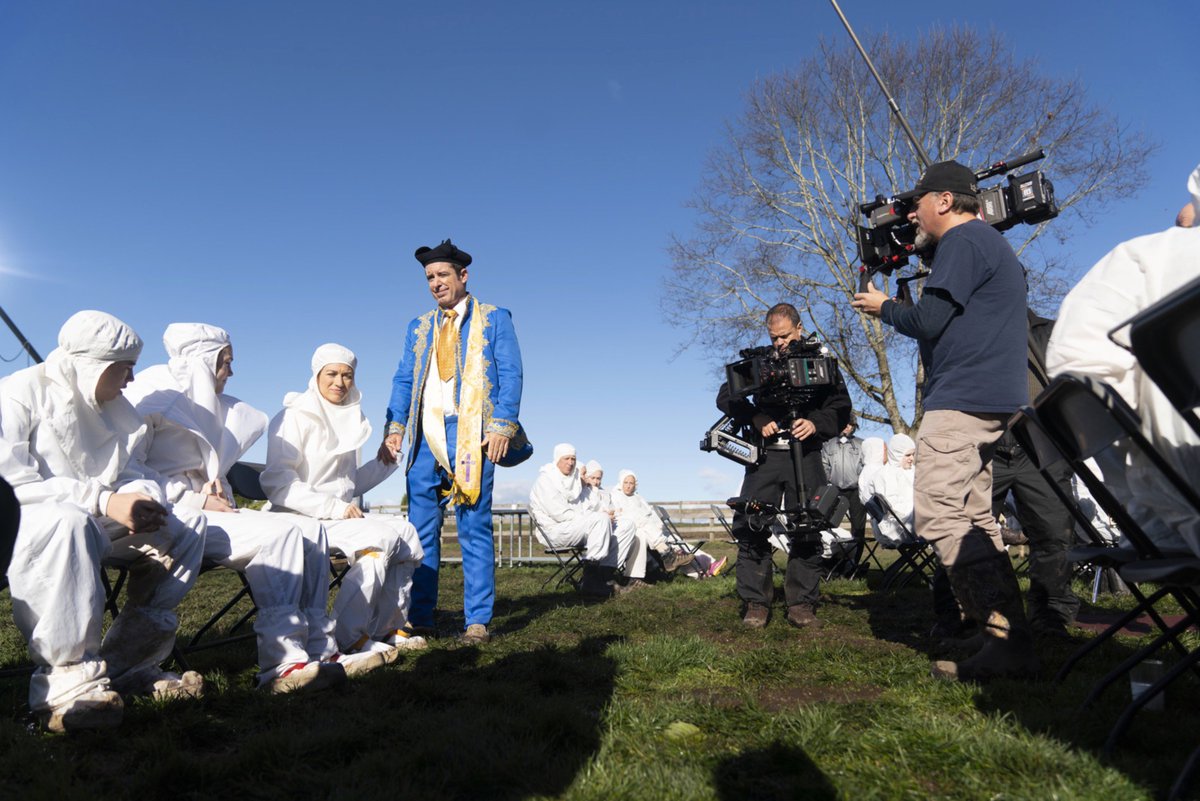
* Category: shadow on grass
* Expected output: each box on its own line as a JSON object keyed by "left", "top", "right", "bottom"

{"left": 713, "top": 742, "right": 837, "bottom": 801}
{"left": 1, "top": 634, "right": 625, "bottom": 800}
{"left": 835, "top": 573, "right": 1200, "bottom": 799}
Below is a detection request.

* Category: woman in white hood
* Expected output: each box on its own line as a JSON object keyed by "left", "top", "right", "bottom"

{"left": 864, "top": 434, "right": 916, "bottom": 545}
{"left": 0, "top": 311, "right": 207, "bottom": 731}
{"left": 611, "top": 470, "right": 725, "bottom": 578}
{"left": 127, "top": 323, "right": 359, "bottom": 692}
{"left": 261, "top": 344, "right": 425, "bottom": 657}
{"left": 857, "top": 437, "right": 887, "bottom": 539}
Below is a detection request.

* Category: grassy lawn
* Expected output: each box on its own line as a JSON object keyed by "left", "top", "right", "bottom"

{"left": 1, "top": 545, "right": 1197, "bottom": 800}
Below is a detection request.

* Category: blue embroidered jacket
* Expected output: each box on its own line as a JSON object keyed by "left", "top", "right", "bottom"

{"left": 385, "top": 297, "right": 524, "bottom": 472}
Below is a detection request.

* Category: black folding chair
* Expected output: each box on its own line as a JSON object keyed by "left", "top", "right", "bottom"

{"left": 709, "top": 504, "right": 736, "bottom": 543}
{"left": 863, "top": 494, "right": 937, "bottom": 591}
{"left": 653, "top": 505, "right": 707, "bottom": 561}
{"left": 1029, "top": 373, "right": 1200, "bottom": 750}
{"left": 528, "top": 507, "right": 585, "bottom": 591}
{"left": 1008, "top": 405, "right": 1185, "bottom": 682}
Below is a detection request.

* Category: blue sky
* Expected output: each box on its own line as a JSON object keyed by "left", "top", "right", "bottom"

{"left": 1, "top": 1, "right": 1196, "bottom": 506}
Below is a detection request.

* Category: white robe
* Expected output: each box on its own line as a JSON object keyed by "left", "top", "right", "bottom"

{"left": 528, "top": 464, "right": 635, "bottom": 568}
{"left": 1, "top": 360, "right": 206, "bottom": 712}
{"left": 1047, "top": 224, "right": 1200, "bottom": 556}
{"left": 261, "top": 385, "right": 422, "bottom": 651}
{"left": 865, "top": 453, "right": 915, "bottom": 547}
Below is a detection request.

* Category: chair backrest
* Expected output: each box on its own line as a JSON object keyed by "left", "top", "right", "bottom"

{"left": 227, "top": 461, "right": 269, "bottom": 502}
{"left": 1127, "top": 274, "right": 1200, "bottom": 432}
{"left": 1008, "top": 406, "right": 1122, "bottom": 549}
{"left": 1033, "top": 373, "right": 1200, "bottom": 558}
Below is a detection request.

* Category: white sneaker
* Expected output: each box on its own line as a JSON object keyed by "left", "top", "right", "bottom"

{"left": 328, "top": 650, "right": 387, "bottom": 678}
{"left": 262, "top": 661, "right": 345, "bottom": 695}
{"left": 146, "top": 670, "right": 205, "bottom": 701}
{"left": 383, "top": 629, "right": 429, "bottom": 651}
{"left": 39, "top": 690, "right": 124, "bottom": 733}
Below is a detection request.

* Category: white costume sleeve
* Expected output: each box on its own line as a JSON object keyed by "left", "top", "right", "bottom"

{"left": 260, "top": 410, "right": 347, "bottom": 520}
{"left": 132, "top": 413, "right": 208, "bottom": 509}
{"left": 0, "top": 392, "right": 107, "bottom": 515}
{"left": 353, "top": 456, "right": 397, "bottom": 497}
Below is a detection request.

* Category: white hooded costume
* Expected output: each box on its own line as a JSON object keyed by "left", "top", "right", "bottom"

{"left": 865, "top": 433, "right": 916, "bottom": 546}
{"left": 528, "top": 443, "right": 636, "bottom": 569}
{"left": 260, "top": 344, "right": 423, "bottom": 654}
{"left": 124, "top": 323, "right": 337, "bottom": 679}
{"left": 857, "top": 437, "right": 887, "bottom": 540}
{"left": 1046, "top": 164, "right": 1200, "bottom": 557}
{"left": 610, "top": 469, "right": 718, "bottom": 579}
{"left": 0, "top": 311, "right": 207, "bottom": 718}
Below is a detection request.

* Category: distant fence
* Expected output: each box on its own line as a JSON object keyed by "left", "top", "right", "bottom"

{"left": 369, "top": 501, "right": 732, "bottom": 567}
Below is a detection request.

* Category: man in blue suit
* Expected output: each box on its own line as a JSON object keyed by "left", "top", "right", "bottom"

{"left": 384, "top": 239, "right": 525, "bottom": 644}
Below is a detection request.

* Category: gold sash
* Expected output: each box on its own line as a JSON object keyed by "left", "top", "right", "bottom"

{"left": 423, "top": 298, "right": 486, "bottom": 507}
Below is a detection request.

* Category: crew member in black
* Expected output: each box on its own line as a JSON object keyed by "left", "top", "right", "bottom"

{"left": 717, "top": 303, "right": 852, "bottom": 629}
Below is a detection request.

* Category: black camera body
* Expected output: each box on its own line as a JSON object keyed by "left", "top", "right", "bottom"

{"left": 724, "top": 335, "right": 836, "bottom": 407}
{"left": 856, "top": 149, "right": 1058, "bottom": 285}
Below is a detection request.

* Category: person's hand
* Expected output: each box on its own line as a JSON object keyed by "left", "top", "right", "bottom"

{"left": 790, "top": 418, "right": 817, "bottom": 440}
{"left": 753, "top": 413, "right": 779, "bottom": 438}
{"left": 377, "top": 437, "right": 398, "bottom": 465}
{"left": 344, "top": 504, "right": 364, "bottom": 519}
{"left": 851, "top": 281, "right": 889, "bottom": 318}
{"left": 203, "top": 494, "right": 238, "bottom": 513}
{"left": 106, "top": 493, "right": 169, "bottom": 533}
{"left": 483, "top": 432, "right": 511, "bottom": 463}
{"left": 383, "top": 433, "right": 403, "bottom": 461}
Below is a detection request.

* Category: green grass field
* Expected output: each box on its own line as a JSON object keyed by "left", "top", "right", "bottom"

{"left": 2, "top": 546, "right": 1197, "bottom": 801}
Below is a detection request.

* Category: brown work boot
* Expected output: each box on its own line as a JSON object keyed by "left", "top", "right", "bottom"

{"left": 785, "top": 603, "right": 820, "bottom": 629}
{"left": 263, "top": 661, "right": 346, "bottom": 695}
{"left": 931, "top": 554, "right": 1039, "bottom": 682}
{"left": 661, "top": 550, "right": 697, "bottom": 573}
{"left": 742, "top": 602, "right": 770, "bottom": 629}
{"left": 613, "top": 577, "right": 650, "bottom": 595}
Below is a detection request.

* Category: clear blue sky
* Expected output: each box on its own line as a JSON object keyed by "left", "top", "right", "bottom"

{"left": 1, "top": 1, "right": 1196, "bottom": 506}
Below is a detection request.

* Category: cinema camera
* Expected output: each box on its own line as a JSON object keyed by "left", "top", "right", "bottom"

{"left": 700, "top": 334, "right": 847, "bottom": 538}
{"left": 855, "top": 148, "right": 1059, "bottom": 297}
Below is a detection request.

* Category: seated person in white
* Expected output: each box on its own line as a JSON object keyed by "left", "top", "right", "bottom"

{"left": 579, "top": 459, "right": 609, "bottom": 512}
{"left": 0, "top": 311, "right": 207, "bottom": 731}
{"left": 261, "top": 344, "right": 426, "bottom": 657}
{"left": 857, "top": 437, "right": 887, "bottom": 540}
{"left": 610, "top": 469, "right": 726, "bottom": 579}
{"left": 528, "top": 443, "right": 638, "bottom": 596}
{"left": 1047, "top": 163, "right": 1200, "bottom": 557}
{"left": 125, "top": 323, "right": 357, "bottom": 692}
{"left": 865, "top": 433, "right": 916, "bottom": 546}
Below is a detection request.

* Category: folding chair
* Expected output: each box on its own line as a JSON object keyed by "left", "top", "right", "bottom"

{"left": 1029, "top": 373, "right": 1200, "bottom": 749}
{"left": 653, "top": 505, "right": 706, "bottom": 561}
{"left": 863, "top": 494, "right": 937, "bottom": 591}
{"left": 527, "top": 507, "right": 585, "bottom": 591}
{"left": 1008, "top": 405, "right": 1184, "bottom": 681}
{"left": 709, "top": 504, "right": 736, "bottom": 543}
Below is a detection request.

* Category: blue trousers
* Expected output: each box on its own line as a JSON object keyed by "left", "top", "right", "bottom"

{"left": 406, "top": 416, "right": 496, "bottom": 629}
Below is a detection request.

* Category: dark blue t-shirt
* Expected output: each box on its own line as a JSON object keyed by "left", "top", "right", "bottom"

{"left": 918, "top": 219, "right": 1028, "bottom": 413}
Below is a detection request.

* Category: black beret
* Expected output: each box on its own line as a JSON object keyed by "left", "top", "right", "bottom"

{"left": 913, "top": 160, "right": 979, "bottom": 197}
{"left": 414, "top": 238, "right": 472, "bottom": 269}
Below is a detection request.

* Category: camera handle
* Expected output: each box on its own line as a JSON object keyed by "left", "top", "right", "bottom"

{"left": 789, "top": 438, "right": 808, "bottom": 514}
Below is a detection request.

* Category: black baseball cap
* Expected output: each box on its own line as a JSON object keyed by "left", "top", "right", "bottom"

{"left": 913, "top": 161, "right": 979, "bottom": 197}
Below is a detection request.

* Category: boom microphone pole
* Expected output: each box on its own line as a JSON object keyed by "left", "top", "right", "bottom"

{"left": 827, "top": 0, "right": 930, "bottom": 170}
{"left": 0, "top": 304, "right": 42, "bottom": 363}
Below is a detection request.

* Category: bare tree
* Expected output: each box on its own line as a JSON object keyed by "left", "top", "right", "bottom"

{"left": 667, "top": 27, "right": 1154, "bottom": 435}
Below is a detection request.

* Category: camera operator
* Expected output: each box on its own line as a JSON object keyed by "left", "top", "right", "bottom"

{"left": 852, "top": 160, "right": 1035, "bottom": 682}
{"left": 717, "top": 303, "right": 851, "bottom": 629}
